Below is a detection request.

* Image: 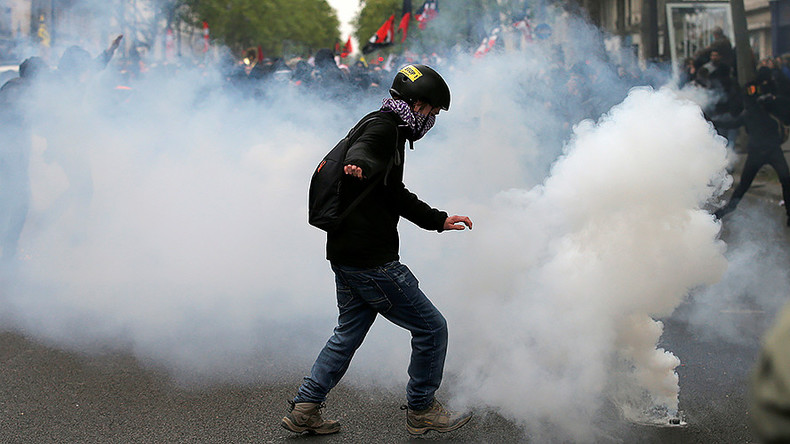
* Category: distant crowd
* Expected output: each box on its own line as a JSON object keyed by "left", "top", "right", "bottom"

{"left": 677, "top": 27, "right": 790, "bottom": 128}
{"left": 1, "top": 32, "right": 789, "bottom": 263}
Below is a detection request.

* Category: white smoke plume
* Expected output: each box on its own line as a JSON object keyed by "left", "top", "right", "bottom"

{"left": 0, "top": 1, "right": 738, "bottom": 440}
{"left": 406, "top": 86, "right": 730, "bottom": 440}
{"left": 680, "top": 204, "right": 790, "bottom": 346}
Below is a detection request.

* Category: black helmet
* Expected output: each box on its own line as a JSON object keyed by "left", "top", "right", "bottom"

{"left": 389, "top": 64, "right": 451, "bottom": 111}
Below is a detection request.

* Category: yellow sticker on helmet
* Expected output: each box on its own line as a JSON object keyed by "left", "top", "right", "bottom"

{"left": 400, "top": 65, "right": 423, "bottom": 82}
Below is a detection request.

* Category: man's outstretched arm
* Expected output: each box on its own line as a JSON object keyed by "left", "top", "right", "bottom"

{"left": 443, "top": 215, "right": 472, "bottom": 231}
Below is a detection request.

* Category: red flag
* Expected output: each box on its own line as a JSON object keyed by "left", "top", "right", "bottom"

{"left": 398, "top": 0, "right": 412, "bottom": 43}
{"left": 165, "top": 27, "right": 175, "bottom": 60}
{"left": 362, "top": 14, "right": 395, "bottom": 54}
{"left": 513, "top": 18, "right": 533, "bottom": 43}
{"left": 415, "top": 0, "right": 438, "bottom": 30}
{"left": 341, "top": 37, "right": 353, "bottom": 58}
{"left": 202, "top": 21, "right": 209, "bottom": 52}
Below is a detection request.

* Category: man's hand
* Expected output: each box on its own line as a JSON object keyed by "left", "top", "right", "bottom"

{"left": 444, "top": 215, "right": 473, "bottom": 231}
{"left": 344, "top": 164, "right": 365, "bottom": 179}
{"left": 109, "top": 35, "right": 123, "bottom": 53}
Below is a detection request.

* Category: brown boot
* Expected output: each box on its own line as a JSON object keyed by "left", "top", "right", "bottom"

{"left": 281, "top": 401, "right": 340, "bottom": 435}
{"left": 403, "top": 399, "right": 473, "bottom": 435}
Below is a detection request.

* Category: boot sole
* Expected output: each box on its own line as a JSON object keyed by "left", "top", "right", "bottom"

{"left": 406, "top": 413, "right": 473, "bottom": 435}
{"left": 281, "top": 417, "right": 340, "bottom": 435}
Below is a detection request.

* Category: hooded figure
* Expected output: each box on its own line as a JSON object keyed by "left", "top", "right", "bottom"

{"left": 311, "top": 48, "right": 347, "bottom": 91}
{"left": 58, "top": 45, "right": 93, "bottom": 82}
{"left": 0, "top": 57, "right": 50, "bottom": 261}
{"left": 713, "top": 67, "right": 790, "bottom": 224}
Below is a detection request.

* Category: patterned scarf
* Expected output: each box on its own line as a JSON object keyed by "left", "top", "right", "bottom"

{"left": 381, "top": 98, "right": 436, "bottom": 141}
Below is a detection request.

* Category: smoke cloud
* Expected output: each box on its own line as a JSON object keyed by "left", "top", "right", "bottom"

{"left": 402, "top": 84, "right": 730, "bottom": 439}
{"left": 0, "top": 1, "right": 760, "bottom": 441}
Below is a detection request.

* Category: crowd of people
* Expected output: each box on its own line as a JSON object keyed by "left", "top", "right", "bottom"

{"left": 0, "top": 38, "right": 659, "bottom": 262}
{"left": 679, "top": 28, "right": 790, "bottom": 117}
{"left": 1, "top": 33, "right": 789, "bottom": 259}
{"left": 1, "top": 31, "right": 790, "bottom": 260}
{"left": 675, "top": 28, "right": 790, "bottom": 224}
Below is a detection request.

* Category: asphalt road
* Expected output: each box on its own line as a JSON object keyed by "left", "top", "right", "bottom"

{"left": 0, "top": 300, "right": 770, "bottom": 444}
{"left": 2, "top": 193, "right": 787, "bottom": 443}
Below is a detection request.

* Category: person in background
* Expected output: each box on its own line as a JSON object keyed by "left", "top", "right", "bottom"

{"left": 713, "top": 67, "right": 790, "bottom": 224}
{"left": 695, "top": 26, "right": 735, "bottom": 72}
{"left": 780, "top": 54, "right": 790, "bottom": 81}
{"left": 40, "top": 35, "right": 122, "bottom": 237}
{"left": 0, "top": 57, "right": 48, "bottom": 262}
{"left": 678, "top": 57, "right": 697, "bottom": 88}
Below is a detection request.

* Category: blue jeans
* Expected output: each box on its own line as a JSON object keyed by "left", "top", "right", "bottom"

{"left": 294, "top": 261, "right": 448, "bottom": 410}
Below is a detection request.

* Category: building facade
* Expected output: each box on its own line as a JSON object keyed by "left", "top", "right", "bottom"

{"left": 0, "top": 0, "right": 205, "bottom": 64}
{"left": 582, "top": 0, "right": 789, "bottom": 66}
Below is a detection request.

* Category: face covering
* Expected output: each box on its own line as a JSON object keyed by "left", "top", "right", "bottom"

{"left": 381, "top": 98, "right": 436, "bottom": 141}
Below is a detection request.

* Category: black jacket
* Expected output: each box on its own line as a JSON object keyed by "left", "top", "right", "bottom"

{"left": 326, "top": 109, "right": 448, "bottom": 267}
{"left": 713, "top": 96, "right": 790, "bottom": 153}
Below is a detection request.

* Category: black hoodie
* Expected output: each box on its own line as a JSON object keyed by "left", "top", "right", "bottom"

{"left": 326, "top": 109, "right": 448, "bottom": 267}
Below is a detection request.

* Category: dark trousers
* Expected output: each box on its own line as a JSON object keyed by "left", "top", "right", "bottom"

{"left": 295, "top": 261, "right": 448, "bottom": 410}
{"left": 720, "top": 147, "right": 790, "bottom": 217}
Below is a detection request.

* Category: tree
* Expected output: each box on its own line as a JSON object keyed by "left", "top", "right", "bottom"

{"left": 354, "top": 0, "right": 517, "bottom": 58}
{"left": 180, "top": 0, "right": 340, "bottom": 58}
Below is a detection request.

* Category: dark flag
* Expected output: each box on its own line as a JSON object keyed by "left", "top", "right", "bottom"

{"left": 398, "top": 0, "right": 412, "bottom": 43}
{"left": 415, "top": 0, "right": 438, "bottom": 30}
{"left": 362, "top": 14, "right": 395, "bottom": 54}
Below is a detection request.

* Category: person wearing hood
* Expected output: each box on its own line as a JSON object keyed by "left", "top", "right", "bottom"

{"left": 713, "top": 67, "right": 790, "bottom": 224}
{"left": 0, "top": 57, "right": 49, "bottom": 261}
{"left": 311, "top": 48, "right": 348, "bottom": 95}
{"left": 57, "top": 34, "right": 122, "bottom": 85}
{"left": 282, "top": 64, "right": 473, "bottom": 436}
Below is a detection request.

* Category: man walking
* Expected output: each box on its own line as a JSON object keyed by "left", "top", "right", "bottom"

{"left": 283, "top": 64, "right": 473, "bottom": 435}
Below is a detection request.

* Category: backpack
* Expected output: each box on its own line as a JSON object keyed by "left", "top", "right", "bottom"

{"left": 308, "top": 115, "right": 397, "bottom": 232}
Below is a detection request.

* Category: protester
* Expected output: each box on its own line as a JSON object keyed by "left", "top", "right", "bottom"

{"left": 699, "top": 50, "right": 740, "bottom": 148}
{"left": 713, "top": 67, "right": 790, "bottom": 224}
{"left": 0, "top": 57, "right": 48, "bottom": 261}
{"left": 781, "top": 54, "right": 790, "bottom": 81}
{"left": 282, "top": 64, "right": 473, "bottom": 436}
{"left": 760, "top": 57, "right": 790, "bottom": 97}
{"left": 694, "top": 26, "right": 735, "bottom": 71}
{"left": 311, "top": 48, "right": 349, "bottom": 94}
{"left": 702, "top": 50, "right": 733, "bottom": 93}
{"left": 40, "top": 36, "right": 122, "bottom": 236}
{"left": 678, "top": 57, "right": 696, "bottom": 88}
